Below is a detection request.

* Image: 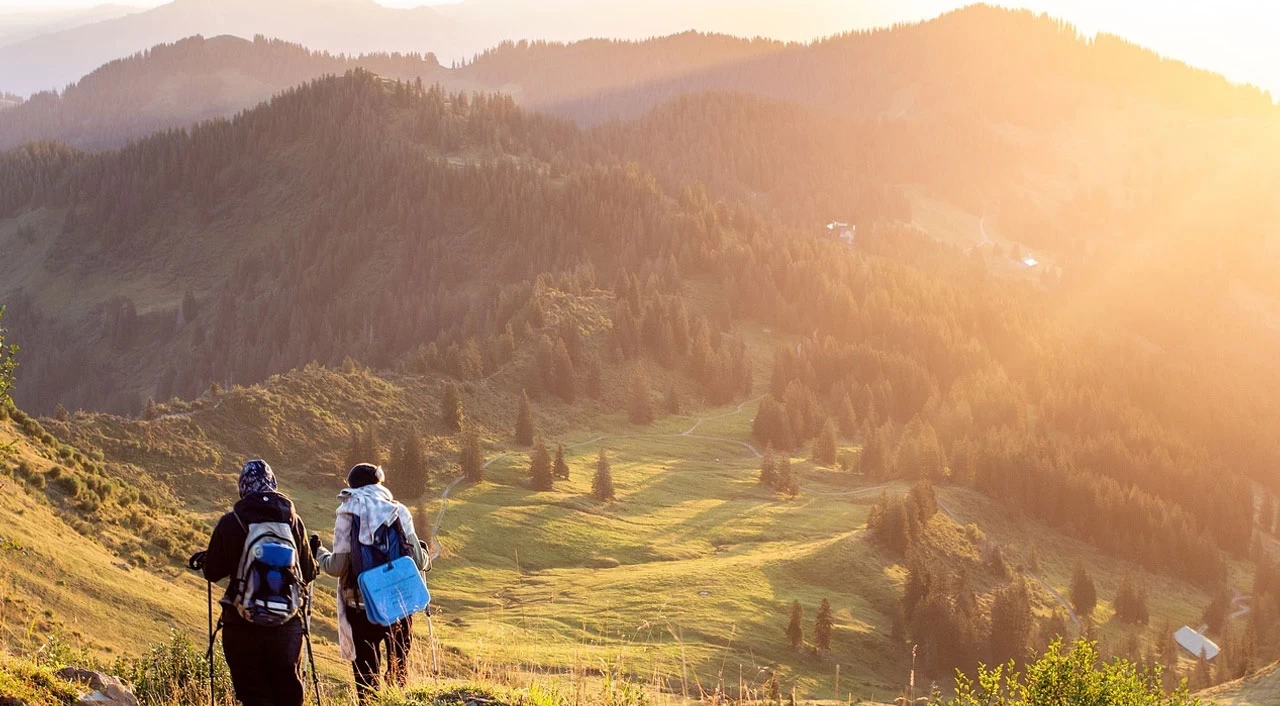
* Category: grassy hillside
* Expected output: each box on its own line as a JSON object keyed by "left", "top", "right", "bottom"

{"left": 0, "top": 414, "right": 206, "bottom": 659}
{"left": 1200, "top": 661, "right": 1280, "bottom": 705}
{"left": 12, "top": 324, "right": 1245, "bottom": 702}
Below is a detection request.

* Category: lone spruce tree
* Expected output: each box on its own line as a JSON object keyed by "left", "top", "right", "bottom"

{"left": 760, "top": 444, "right": 777, "bottom": 486}
{"left": 515, "top": 389, "right": 535, "bottom": 446}
{"left": 1070, "top": 559, "right": 1098, "bottom": 619}
{"left": 813, "top": 420, "right": 837, "bottom": 467}
{"left": 553, "top": 443, "right": 571, "bottom": 480}
{"left": 461, "top": 427, "right": 484, "bottom": 482}
{"left": 814, "top": 598, "right": 834, "bottom": 652}
{"left": 441, "top": 382, "right": 464, "bottom": 432}
{"left": 529, "top": 439, "right": 553, "bottom": 491}
{"left": 786, "top": 600, "right": 804, "bottom": 649}
{"left": 628, "top": 366, "right": 654, "bottom": 425}
{"left": 592, "top": 448, "right": 615, "bottom": 501}
{"left": 390, "top": 432, "right": 429, "bottom": 500}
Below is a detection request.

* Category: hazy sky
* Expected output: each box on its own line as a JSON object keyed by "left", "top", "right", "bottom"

{"left": 1, "top": 0, "right": 1276, "bottom": 95}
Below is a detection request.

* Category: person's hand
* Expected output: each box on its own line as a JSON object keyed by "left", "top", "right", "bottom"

{"left": 187, "top": 551, "right": 206, "bottom": 571}
{"left": 309, "top": 533, "right": 322, "bottom": 555}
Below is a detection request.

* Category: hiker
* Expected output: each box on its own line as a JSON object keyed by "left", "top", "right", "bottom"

{"left": 311, "top": 463, "right": 430, "bottom": 703}
{"left": 193, "top": 459, "right": 318, "bottom": 706}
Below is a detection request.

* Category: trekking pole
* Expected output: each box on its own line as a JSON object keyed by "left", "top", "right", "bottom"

{"left": 189, "top": 551, "right": 216, "bottom": 706}
{"left": 425, "top": 606, "right": 440, "bottom": 677}
{"left": 207, "top": 579, "right": 216, "bottom": 706}
{"left": 304, "top": 582, "right": 323, "bottom": 706}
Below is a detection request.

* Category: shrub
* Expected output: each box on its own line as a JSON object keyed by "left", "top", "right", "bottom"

{"left": 114, "top": 631, "right": 233, "bottom": 706}
{"left": 45, "top": 465, "right": 63, "bottom": 480}
{"left": 0, "top": 656, "right": 83, "bottom": 704}
{"left": 56, "top": 475, "right": 83, "bottom": 498}
{"left": 77, "top": 492, "right": 101, "bottom": 514}
{"left": 932, "top": 640, "right": 1197, "bottom": 705}
{"left": 965, "top": 523, "right": 986, "bottom": 545}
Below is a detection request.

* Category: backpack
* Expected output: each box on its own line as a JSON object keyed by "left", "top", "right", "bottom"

{"left": 231, "top": 513, "right": 303, "bottom": 626}
{"left": 350, "top": 513, "right": 430, "bottom": 626}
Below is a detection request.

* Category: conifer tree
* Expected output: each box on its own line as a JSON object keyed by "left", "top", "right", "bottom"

{"left": 143, "top": 397, "right": 158, "bottom": 421}
{"left": 363, "top": 426, "right": 382, "bottom": 467}
{"left": 553, "top": 443, "right": 570, "bottom": 480}
{"left": 628, "top": 366, "right": 654, "bottom": 425}
{"left": 836, "top": 393, "right": 857, "bottom": 437}
{"left": 553, "top": 338, "right": 576, "bottom": 403}
{"left": 1192, "top": 649, "right": 1212, "bottom": 690}
{"left": 586, "top": 353, "right": 603, "bottom": 400}
{"left": 1070, "top": 559, "right": 1098, "bottom": 619}
{"left": 1113, "top": 572, "right": 1149, "bottom": 625}
{"left": 774, "top": 455, "right": 797, "bottom": 496}
{"left": 515, "top": 389, "right": 535, "bottom": 446}
{"left": 860, "top": 425, "right": 887, "bottom": 478}
{"left": 390, "top": 431, "right": 429, "bottom": 500}
{"left": 345, "top": 427, "right": 365, "bottom": 470}
{"left": 54, "top": 403, "right": 69, "bottom": 422}
{"left": 786, "top": 600, "right": 804, "bottom": 649}
{"left": 814, "top": 598, "right": 834, "bottom": 652}
{"left": 441, "top": 382, "right": 464, "bottom": 432}
{"left": 760, "top": 444, "right": 777, "bottom": 486}
{"left": 1156, "top": 620, "right": 1179, "bottom": 668}
{"left": 813, "top": 420, "right": 837, "bottom": 466}
{"left": 592, "top": 448, "right": 615, "bottom": 501}
{"left": 529, "top": 439, "right": 553, "bottom": 491}
{"left": 664, "top": 382, "right": 681, "bottom": 415}
{"left": 989, "top": 579, "right": 1033, "bottom": 665}
{"left": 461, "top": 427, "right": 484, "bottom": 483}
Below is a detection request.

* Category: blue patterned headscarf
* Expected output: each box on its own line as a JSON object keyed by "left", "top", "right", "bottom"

{"left": 238, "top": 459, "right": 277, "bottom": 498}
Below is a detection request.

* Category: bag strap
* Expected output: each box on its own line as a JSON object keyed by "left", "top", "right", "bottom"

{"left": 232, "top": 510, "right": 247, "bottom": 533}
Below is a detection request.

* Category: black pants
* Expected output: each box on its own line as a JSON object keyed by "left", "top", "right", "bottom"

{"left": 222, "top": 619, "right": 305, "bottom": 706}
{"left": 349, "top": 607, "right": 413, "bottom": 703}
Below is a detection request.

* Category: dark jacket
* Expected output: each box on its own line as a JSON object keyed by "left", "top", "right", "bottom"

{"left": 204, "top": 491, "right": 318, "bottom": 626}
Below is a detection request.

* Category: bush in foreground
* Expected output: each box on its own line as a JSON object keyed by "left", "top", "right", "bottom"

{"left": 930, "top": 640, "right": 1199, "bottom": 706}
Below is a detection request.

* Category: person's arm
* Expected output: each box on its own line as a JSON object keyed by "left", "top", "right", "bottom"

{"left": 202, "top": 514, "right": 239, "bottom": 583}
{"left": 293, "top": 514, "right": 318, "bottom": 584}
{"left": 315, "top": 544, "right": 350, "bottom": 578}
{"left": 405, "top": 530, "right": 430, "bottom": 572}
{"left": 313, "top": 511, "right": 351, "bottom": 578}
{"left": 400, "top": 504, "right": 430, "bottom": 572}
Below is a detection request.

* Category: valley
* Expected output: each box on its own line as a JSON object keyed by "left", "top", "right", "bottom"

{"left": 1, "top": 3, "right": 1279, "bottom": 705}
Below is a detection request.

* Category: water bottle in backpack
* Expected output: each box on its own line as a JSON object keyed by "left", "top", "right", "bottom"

{"left": 232, "top": 517, "right": 303, "bottom": 626}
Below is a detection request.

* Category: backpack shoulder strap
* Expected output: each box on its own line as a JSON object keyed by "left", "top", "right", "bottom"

{"left": 232, "top": 510, "right": 247, "bottom": 534}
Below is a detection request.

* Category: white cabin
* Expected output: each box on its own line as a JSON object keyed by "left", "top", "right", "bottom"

{"left": 1174, "top": 626, "right": 1220, "bottom": 660}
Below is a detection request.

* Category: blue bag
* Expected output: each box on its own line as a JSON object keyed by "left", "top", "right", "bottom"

{"left": 350, "top": 516, "right": 430, "bottom": 626}
{"left": 357, "top": 555, "right": 431, "bottom": 626}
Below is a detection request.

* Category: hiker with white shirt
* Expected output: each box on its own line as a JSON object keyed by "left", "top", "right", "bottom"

{"left": 310, "top": 463, "right": 430, "bottom": 703}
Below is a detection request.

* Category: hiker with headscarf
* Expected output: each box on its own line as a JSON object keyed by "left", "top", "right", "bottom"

{"left": 311, "top": 463, "right": 429, "bottom": 703}
{"left": 196, "top": 459, "right": 318, "bottom": 706}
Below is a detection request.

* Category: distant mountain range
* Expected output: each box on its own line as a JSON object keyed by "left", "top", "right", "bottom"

{"left": 0, "top": 3, "right": 141, "bottom": 48}
{"left": 0, "top": 0, "right": 1019, "bottom": 98}
{"left": 4, "top": 5, "right": 1275, "bottom": 153}
{"left": 0, "top": 0, "right": 459, "bottom": 97}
